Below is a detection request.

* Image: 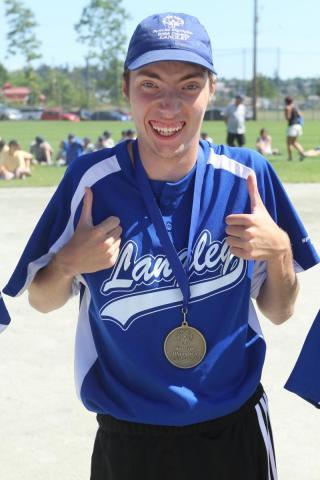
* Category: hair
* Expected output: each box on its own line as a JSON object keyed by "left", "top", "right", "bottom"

{"left": 8, "top": 139, "right": 19, "bottom": 148}
{"left": 284, "top": 96, "right": 293, "bottom": 105}
{"left": 122, "top": 69, "right": 129, "bottom": 94}
{"left": 126, "top": 129, "right": 135, "bottom": 136}
{"left": 0, "top": 139, "right": 5, "bottom": 150}
{"left": 260, "top": 128, "right": 267, "bottom": 135}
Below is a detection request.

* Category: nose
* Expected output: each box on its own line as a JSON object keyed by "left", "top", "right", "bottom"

{"left": 158, "top": 89, "right": 181, "bottom": 117}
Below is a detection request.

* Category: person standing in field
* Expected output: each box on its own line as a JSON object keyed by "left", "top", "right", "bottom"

{"left": 2, "top": 11, "right": 319, "bottom": 480}
{"left": 223, "top": 94, "right": 246, "bottom": 147}
{"left": 284, "top": 96, "right": 305, "bottom": 161}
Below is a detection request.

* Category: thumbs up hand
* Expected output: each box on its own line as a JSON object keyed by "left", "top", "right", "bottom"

{"left": 58, "top": 187, "right": 122, "bottom": 276}
{"left": 225, "top": 174, "right": 290, "bottom": 261}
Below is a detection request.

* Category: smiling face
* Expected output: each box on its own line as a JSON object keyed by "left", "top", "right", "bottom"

{"left": 123, "top": 61, "right": 215, "bottom": 180}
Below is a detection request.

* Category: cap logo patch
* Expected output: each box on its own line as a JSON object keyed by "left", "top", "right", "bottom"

{"left": 162, "top": 15, "right": 184, "bottom": 30}
{"left": 153, "top": 15, "right": 192, "bottom": 41}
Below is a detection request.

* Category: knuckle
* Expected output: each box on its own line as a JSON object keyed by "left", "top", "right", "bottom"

{"left": 247, "top": 215, "right": 256, "bottom": 226}
{"left": 113, "top": 225, "right": 122, "bottom": 238}
{"left": 108, "top": 216, "right": 120, "bottom": 228}
{"left": 244, "top": 229, "right": 254, "bottom": 241}
{"left": 114, "top": 238, "right": 122, "bottom": 249}
{"left": 230, "top": 247, "right": 242, "bottom": 258}
{"left": 97, "top": 242, "right": 107, "bottom": 254}
{"left": 92, "top": 225, "right": 102, "bottom": 238}
{"left": 104, "top": 237, "right": 114, "bottom": 249}
{"left": 246, "top": 243, "right": 255, "bottom": 254}
{"left": 105, "top": 250, "right": 119, "bottom": 268}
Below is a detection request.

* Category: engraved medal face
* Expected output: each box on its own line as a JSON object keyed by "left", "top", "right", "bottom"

{"left": 164, "top": 326, "right": 206, "bottom": 368}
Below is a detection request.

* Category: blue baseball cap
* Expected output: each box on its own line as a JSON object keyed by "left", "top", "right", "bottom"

{"left": 124, "top": 13, "right": 216, "bottom": 74}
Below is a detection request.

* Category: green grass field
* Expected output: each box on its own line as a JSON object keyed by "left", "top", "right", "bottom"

{"left": 0, "top": 119, "right": 319, "bottom": 187}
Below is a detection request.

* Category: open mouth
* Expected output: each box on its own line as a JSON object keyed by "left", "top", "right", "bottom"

{"left": 149, "top": 121, "right": 185, "bottom": 138}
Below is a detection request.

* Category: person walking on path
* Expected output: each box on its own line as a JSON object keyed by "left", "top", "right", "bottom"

{"left": 2, "top": 12, "right": 319, "bottom": 480}
{"left": 284, "top": 96, "right": 305, "bottom": 161}
{"left": 223, "top": 94, "right": 246, "bottom": 147}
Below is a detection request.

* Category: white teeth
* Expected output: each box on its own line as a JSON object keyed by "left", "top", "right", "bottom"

{"left": 151, "top": 124, "right": 183, "bottom": 136}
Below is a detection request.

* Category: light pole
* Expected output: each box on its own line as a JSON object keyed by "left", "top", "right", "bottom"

{"left": 252, "top": 0, "right": 258, "bottom": 120}
{"left": 85, "top": 56, "right": 90, "bottom": 109}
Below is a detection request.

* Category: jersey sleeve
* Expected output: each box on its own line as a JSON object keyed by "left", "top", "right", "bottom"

{"left": 2, "top": 166, "right": 85, "bottom": 301}
{"left": 250, "top": 158, "right": 319, "bottom": 298}
{"left": 0, "top": 292, "right": 11, "bottom": 332}
{"left": 284, "top": 310, "right": 320, "bottom": 408}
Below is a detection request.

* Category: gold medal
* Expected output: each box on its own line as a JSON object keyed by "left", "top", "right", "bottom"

{"left": 164, "top": 309, "right": 206, "bottom": 368}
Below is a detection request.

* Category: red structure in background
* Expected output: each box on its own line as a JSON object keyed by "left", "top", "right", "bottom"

{"left": 0, "top": 83, "right": 31, "bottom": 104}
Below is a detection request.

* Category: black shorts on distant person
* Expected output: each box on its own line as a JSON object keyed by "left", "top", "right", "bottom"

{"left": 90, "top": 384, "right": 277, "bottom": 480}
{"left": 227, "top": 132, "right": 246, "bottom": 147}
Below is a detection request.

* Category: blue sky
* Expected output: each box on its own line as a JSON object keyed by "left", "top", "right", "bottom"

{"left": 0, "top": 0, "right": 319, "bottom": 79}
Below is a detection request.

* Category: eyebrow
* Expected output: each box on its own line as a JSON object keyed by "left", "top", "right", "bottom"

{"left": 135, "top": 68, "right": 206, "bottom": 81}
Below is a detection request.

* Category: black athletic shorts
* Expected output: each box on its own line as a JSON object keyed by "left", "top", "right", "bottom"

{"left": 90, "top": 384, "right": 277, "bottom": 480}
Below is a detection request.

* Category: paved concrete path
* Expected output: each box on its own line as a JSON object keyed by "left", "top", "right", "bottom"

{"left": 0, "top": 185, "right": 319, "bottom": 480}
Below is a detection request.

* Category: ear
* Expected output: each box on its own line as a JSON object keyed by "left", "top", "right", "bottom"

{"left": 122, "top": 79, "right": 129, "bottom": 100}
{"left": 208, "top": 75, "right": 216, "bottom": 101}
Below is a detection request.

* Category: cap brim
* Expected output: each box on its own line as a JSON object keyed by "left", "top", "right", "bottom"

{"left": 126, "top": 49, "right": 217, "bottom": 74}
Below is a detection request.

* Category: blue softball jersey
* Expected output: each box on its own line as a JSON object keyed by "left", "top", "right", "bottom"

{"left": 2, "top": 139, "right": 319, "bottom": 423}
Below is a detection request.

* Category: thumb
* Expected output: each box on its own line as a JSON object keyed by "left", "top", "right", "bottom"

{"left": 78, "top": 187, "right": 93, "bottom": 228}
{"left": 247, "top": 173, "right": 263, "bottom": 213}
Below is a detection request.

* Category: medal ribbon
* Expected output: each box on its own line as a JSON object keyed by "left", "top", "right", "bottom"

{"left": 133, "top": 140, "right": 208, "bottom": 312}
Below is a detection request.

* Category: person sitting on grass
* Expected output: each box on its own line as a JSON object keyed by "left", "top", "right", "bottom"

{"left": 64, "top": 134, "right": 84, "bottom": 166}
{"left": 256, "top": 129, "right": 280, "bottom": 156}
{"left": 0, "top": 139, "right": 32, "bottom": 180}
{"left": 201, "top": 132, "right": 214, "bottom": 143}
{"left": 0, "top": 138, "right": 9, "bottom": 160}
{"left": 83, "top": 137, "right": 95, "bottom": 154}
{"left": 30, "top": 136, "right": 53, "bottom": 165}
{"left": 125, "top": 129, "right": 136, "bottom": 140}
{"left": 102, "top": 131, "right": 115, "bottom": 148}
{"left": 56, "top": 140, "right": 67, "bottom": 166}
{"left": 95, "top": 136, "right": 105, "bottom": 150}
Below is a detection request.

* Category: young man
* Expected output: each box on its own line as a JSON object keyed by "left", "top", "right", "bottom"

{"left": 3, "top": 12, "right": 319, "bottom": 480}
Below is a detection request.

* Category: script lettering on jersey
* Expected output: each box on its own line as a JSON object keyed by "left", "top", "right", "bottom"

{"left": 99, "top": 230, "right": 247, "bottom": 329}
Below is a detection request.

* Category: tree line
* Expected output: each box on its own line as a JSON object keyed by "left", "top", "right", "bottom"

{"left": 2, "top": 0, "right": 320, "bottom": 109}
